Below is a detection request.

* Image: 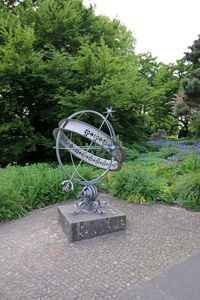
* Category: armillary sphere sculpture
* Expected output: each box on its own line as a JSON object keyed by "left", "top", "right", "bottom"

{"left": 53, "top": 108, "right": 124, "bottom": 214}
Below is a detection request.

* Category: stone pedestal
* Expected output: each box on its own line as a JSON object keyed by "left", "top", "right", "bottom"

{"left": 58, "top": 203, "right": 126, "bottom": 243}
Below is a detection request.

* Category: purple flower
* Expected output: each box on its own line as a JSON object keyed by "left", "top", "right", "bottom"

{"left": 148, "top": 140, "right": 177, "bottom": 146}
{"left": 194, "top": 142, "right": 200, "bottom": 148}
{"left": 178, "top": 143, "right": 186, "bottom": 149}
{"left": 180, "top": 149, "right": 199, "bottom": 154}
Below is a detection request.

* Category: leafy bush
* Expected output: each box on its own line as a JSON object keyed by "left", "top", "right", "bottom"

{"left": 109, "top": 166, "right": 163, "bottom": 203}
{"left": 1, "top": 184, "right": 27, "bottom": 220}
{"left": 125, "top": 148, "right": 139, "bottom": 161}
{"left": 146, "top": 143, "right": 162, "bottom": 152}
{"left": 157, "top": 186, "right": 174, "bottom": 204}
{"left": 1, "top": 139, "right": 200, "bottom": 222}
{"left": 180, "top": 155, "right": 200, "bottom": 172}
{"left": 0, "top": 163, "right": 100, "bottom": 221}
{"left": 166, "top": 135, "right": 178, "bottom": 140}
{"left": 172, "top": 172, "right": 200, "bottom": 210}
{"left": 134, "top": 156, "right": 166, "bottom": 167}
{"left": 0, "top": 164, "right": 66, "bottom": 221}
{"left": 131, "top": 142, "right": 149, "bottom": 153}
{"left": 178, "top": 138, "right": 198, "bottom": 145}
{"left": 126, "top": 141, "right": 162, "bottom": 154}
{"left": 154, "top": 163, "right": 181, "bottom": 179}
{"left": 157, "top": 146, "right": 180, "bottom": 159}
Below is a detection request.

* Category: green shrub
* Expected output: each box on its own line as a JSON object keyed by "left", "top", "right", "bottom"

{"left": 109, "top": 166, "right": 163, "bottom": 203}
{"left": 0, "top": 184, "right": 27, "bottom": 220}
{"left": 125, "top": 148, "right": 139, "bottom": 161}
{"left": 157, "top": 146, "right": 179, "bottom": 159}
{"left": 166, "top": 135, "right": 178, "bottom": 141}
{"left": 157, "top": 186, "right": 174, "bottom": 204}
{"left": 125, "top": 142, "right": 161, "bottom": 154}
{"left": 145, "top": 143, "right": 162, "bottom": 152}
{"left": 180, "top": 155, "right": 200, "bottom": 172}
{"left": 0, "top": 164, "right": 67, "bottom": 221}
{"left": 154, "top": 155, "right": 200, "bottom": 180}
{"left": 155, "top": 162, "right": 183, "bottom": 179}
{"left": 131, "top": 142, "right": 149, "bottom": 153}
{"left": 172, "top": 172, "right": 200, "bottom": 210}
{"left": 178, "top": 138, "right": 197, "bottom": 145}
{"left": 134, "top": 156, "right": 166, "bottom": 167}
{"left": 1, "top": 138, "right": 200, "bottom": 222}
{"left": 0, "top": 163, "right": 101, "bottom": 221}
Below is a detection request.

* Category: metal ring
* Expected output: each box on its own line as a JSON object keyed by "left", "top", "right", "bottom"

{"left": 55, "top": 110, "right": 122, "bottom": 185}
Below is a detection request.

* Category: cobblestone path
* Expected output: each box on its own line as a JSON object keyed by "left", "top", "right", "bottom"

{"left": 0, "top": 194, "right": 199, "bottom": 300}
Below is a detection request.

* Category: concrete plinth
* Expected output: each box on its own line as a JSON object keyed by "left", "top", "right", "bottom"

{"left": 58, "top": 203, "right": 126, "bottom": 243}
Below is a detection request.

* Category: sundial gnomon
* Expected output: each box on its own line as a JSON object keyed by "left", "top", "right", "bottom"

{"left": 53, "top": 108, "right": 124, "bottom": 214}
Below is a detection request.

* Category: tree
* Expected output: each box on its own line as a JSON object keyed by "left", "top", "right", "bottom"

{"left": 185, "top": 35, "right": 200, "bottom": 64}
{"left": 137, "top": 53, "right": 181, "bottom": 135}
{"left": 137, "top": 52, "right": 161, "bottom": 85}
{"left": 144, "top": 63, "right": 180, "bottom": 133}
{"left": 175, "top": 35, "right": 200, "bottom": 137}
{"left": 63, "top": 38, "right": 150, "bottom": 141}
{"left": 0, "top": 0, "right": 147, "bottom": 165}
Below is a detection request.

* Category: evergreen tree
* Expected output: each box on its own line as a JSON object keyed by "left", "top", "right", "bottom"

{"left": 175, "top": 35, "right": 200, "bottom": 137}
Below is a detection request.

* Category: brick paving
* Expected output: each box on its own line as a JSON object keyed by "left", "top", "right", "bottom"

{"left": 0, "top": 194, "right": 199, "bottom": 300}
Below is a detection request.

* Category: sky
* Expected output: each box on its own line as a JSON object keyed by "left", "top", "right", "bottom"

{"left": 83, "top": 0, "right": 200, "bottom": 64}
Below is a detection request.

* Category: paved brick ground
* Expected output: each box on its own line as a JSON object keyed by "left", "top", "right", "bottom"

{"left": 118, "top": 253, "right": 200, "bottom": 300}
{"left": 0, "top": 194, "right": 199, "bottom": 300}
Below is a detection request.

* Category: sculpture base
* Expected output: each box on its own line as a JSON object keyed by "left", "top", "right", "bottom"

{"left": 58, "top": 203, "right": 126, "bottom": 243}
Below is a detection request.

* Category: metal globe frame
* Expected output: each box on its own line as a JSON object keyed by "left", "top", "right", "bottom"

{"left": 53, "top": 108, "right": 124, "bottom": 214}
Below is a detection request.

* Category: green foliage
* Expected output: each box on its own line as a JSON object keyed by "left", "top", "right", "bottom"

{"left": 125, "top": 141, "right": 162, "bottom": 153}
{"left": 1, "top": 139, "right": 200, "bottom": 221}
{"left": 131, "top": 142, "right": 160, "bottom": 153}
{"left": 0, "top": 117, "right": 38, "bottom": 164}
{"left": 0, "top": 163, "right": 65, "bottom": 220}
{"left": 157, "top": 146, "right": 179, "bottom": 159}
{"left": 189, "top": 111, "right": 200, "bottom": 137}
{"left": 0, "top": 1, "right": 75, "bottom": 164}
{"left": 154, "top": 162, "right": 182, "bottom": 179}
{"left": 71, "top": 39, "right": 149, "bottom": 141}
{"left": 146, "top": 64, "right": 180, "bottom": 134}
{"left": 130, "top": 142, "right": 149, "bottom": 153}
{"left": 0, "top": 0, "right": 152, "bottom": 165}
{"left": 134, "top": 156, "right": 166, "bottom": 167}
{"left": 138, "top": 52, "right": 161, "bottom": 84}
{"left": 181, "top": 72, "right": 200, "bottom": 107}
{"left": 180, "top": 155, "right": 200, "bottom": 172}
{"left": 185, "top": 34, "right": 200, "bottom": 64}
{"left": 0, "top": 163, "right": 100, "bottom": 221}
{"left": 109, "top": 166, "right": 163, "bottom": 204}
{"left": 166, "top": 135, "right": 178, "bottom": 140}
{"left": 108, "top": 142, "right": 200, "bottom": 209}
{"left": 124, "top": 148, "right": 139, "bottom": 161}
{"left": 172, "top": 172, "right": 200, "bottom": 210}
{"left": 174, "top": 96, "right": 190, "bottom": 117}
{"left": 175, "top": 35, "right": 200, "bottom": 137}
